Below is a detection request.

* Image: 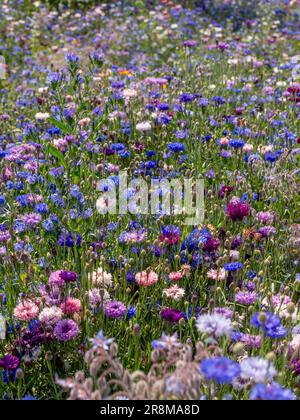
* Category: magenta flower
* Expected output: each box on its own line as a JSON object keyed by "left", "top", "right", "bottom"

{"left": 226, "top": 198, "right": 250, "bottom": 221}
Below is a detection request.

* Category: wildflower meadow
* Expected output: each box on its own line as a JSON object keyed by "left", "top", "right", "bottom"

{"left": 0, "top": 0, "right": 299, "bottom": 402}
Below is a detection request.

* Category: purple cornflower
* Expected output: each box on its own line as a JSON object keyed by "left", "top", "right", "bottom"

{"left": 54, "top": 319, "right": 79, "bottom": 341}
{"left": 183, "top": 39, "right": 198, "bottom": 48}
{"left": 258, "top": 226, "right": 276, "bottom": 238}
{"left": 200, "top": 357, "right": 241, "bottom": 384}
{"left": 59, "top": 271, "right": 77, "bottom": 283}
{"left": 161, "top": 308, "right": 185, "bottom": 323}
{"left": 235, "top": 291, "right": 258, "bottom": 305}
{"left": 104, "top": 301, "right": 127, "bottom": 319}
{"left": 0, "top": 355, "right": 20, "bottom": 370}
{"left": 0, "top": 231, "right": 11, "bottom": 242}
{"left": 19, "top": 213, "right": 42, "bottom": 228}
{"left": 202, "top": 237, "right": 220, "bottom": 252}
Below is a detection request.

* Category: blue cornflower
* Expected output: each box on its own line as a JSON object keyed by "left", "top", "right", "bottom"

{"left": 264, "top": 150, "right": 282, "bottom": 162}
{"left": 49, "top": 167, "right": 64, "bottom": 178}
{"left": 179, "top": 93, "right": 194, "bottom": 103}
{"left": 167, "top": 142, "right": 186, "bottom": 153}
{"left": 251, "top": 312, "right": 286, "bottom": 339}
{"left": 157, "top": 103, "right": 169, "bottom": 111}
{"left": 66, "top": 52, "right": 79, "bottom": 64}
{"left": 0, "top": 195, "right": 5, "bottom": 206}
{"left": 35, "top": 203, "right": 48, "bottom": 214}
{"left": 126, "top": 306, "right": 137, "bottom": 320}
{"left": 22, "top": 395, "right": 38, "bottom": 400}
{"left": 47, "top": 71, "right": 62, "bottom": 85}
{"left": 229, "top": 139, "right": 245, "bottom": 149}
{"left": 200, "top": 357, "right": 241, "bottom": 384}
{"left": 224, "top": 262, "right": 244, "bottom": 272}
{"left": 212, "top": 96, "right": 226, "bottom": 105}
{"left": 250, "top": 383, "right": 295, "bottom": 401}
{"left": 175, "top": 129, "right": 189, "bottom": 139}
{"left": 251, "top": 312, "right": 280, "bottom": 330}
{"left": 181, "top": 229, "right": 211, "bottom": 254}
{"left": 58, "top": 232, "right": 82, "bottom": 248}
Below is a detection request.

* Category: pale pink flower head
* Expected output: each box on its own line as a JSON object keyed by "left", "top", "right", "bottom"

{"left": 180, "top": 264, "right": 191, "bottom": 277}
{"left": 229, "top": 250, "right": 240, "bottom": 261}
{"left": 263, "top": 86, "right": 274, "bottom": 95}
{"left": 168, "top": 271, "right": 183, "bottom": 282}
{"left": 123, "top": 88, "right": 137, "bottom": 98}
{"left": 49, "top": 270, "right": 65, "bottom": 287}
{"left": 78, "top": 117, "right": 91, "bottom": 127}
{"left": 60, "top": 298, "right": 82, "bottom": 315}
{"left": 163, "top": 285, "right": 185, "bottom": 301}
{"left": 39, "top": 306, "right": 62, "bottom": 325}
{"left": 135, "top": 270, "right": 158, "bottom": 287}
{"left": 53, "top": 138, "right": 68, "bottom": 152}
{"left": 243, "top": 143, "right": 253, "bottom": 154}
{"left": 220, "top": 137, "right": 229, "bottom": 146}
{"left": 14, "top": 300, "right": 39, "bottom": 321}
{"left": 207, "top": 268, "right": 226, "bottom": 281}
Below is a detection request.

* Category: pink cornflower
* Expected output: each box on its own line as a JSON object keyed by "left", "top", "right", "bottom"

{"left": 60, "top": 298, "right": 82, "bottom": 315}
{"left": 243, "top": 143, "right": 253, "bottom": 154}
{"left": 14, "top": 300, "right": 39, "bottom": 321}
{"left": 220, "top": 137, "right": 229, "bottom": 146}
{"left": 169, "top": 271, "right": 183, "bottom": 282}
{"left": 48, "top": 270, "right": 65, "bottom": 287}
{"left": 207, "top": 268, "right": 226, "bottom": 281}
{"left": 53, "top": 138, "right": 68, "bottom": 152}
{"left": 135, "top": 270, "right": 158, "bottom": 287}
{"left": 163, "top": 285, "right": 185, "bottom": 301}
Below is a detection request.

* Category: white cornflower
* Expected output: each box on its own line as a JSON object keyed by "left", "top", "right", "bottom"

{"left": 240, "top": 357, "right": 277, "bottom": 383}
{"left": 196, "top": 314, "right": 233, "bottom": 338}
{"left": 136, "top": 121, "right": 151, "bottom": 132}
{"left": 123, "top": 88, "right": 137, "bottom": 98}
{"left": 89, "top": 267, "right": 113, "bottom": 288}
{"left": 35, "top": 112, "right": 50, "bottom": 121}
{"left": 88, "top": 288, "right": 110, "bottom": 308}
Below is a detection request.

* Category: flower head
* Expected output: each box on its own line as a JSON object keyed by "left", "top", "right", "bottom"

{"left": 201, "top": 357, "right": 241, "bottom": 384}
{"left": 196, "top": 314, "right": 233, "bottom": 338}
{"left": 54, "top": 319, "right": 79, "bottom": 341}
{"left": 14, "top": 300, "right": 39, "bottom": 322}
{"left": 0, "top": 355, "right": 20, "bottom": 370}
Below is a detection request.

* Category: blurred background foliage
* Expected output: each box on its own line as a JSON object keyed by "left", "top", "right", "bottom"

{"left": 38, "top": 0, "right": 298, "bottom": 31}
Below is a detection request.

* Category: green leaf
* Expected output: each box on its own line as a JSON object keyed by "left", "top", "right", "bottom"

{"left": 47, "top": 144, "right": 67, "bottom": 167}
{"left": 48, "top": 117, "right": 71, "bottom": 135}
